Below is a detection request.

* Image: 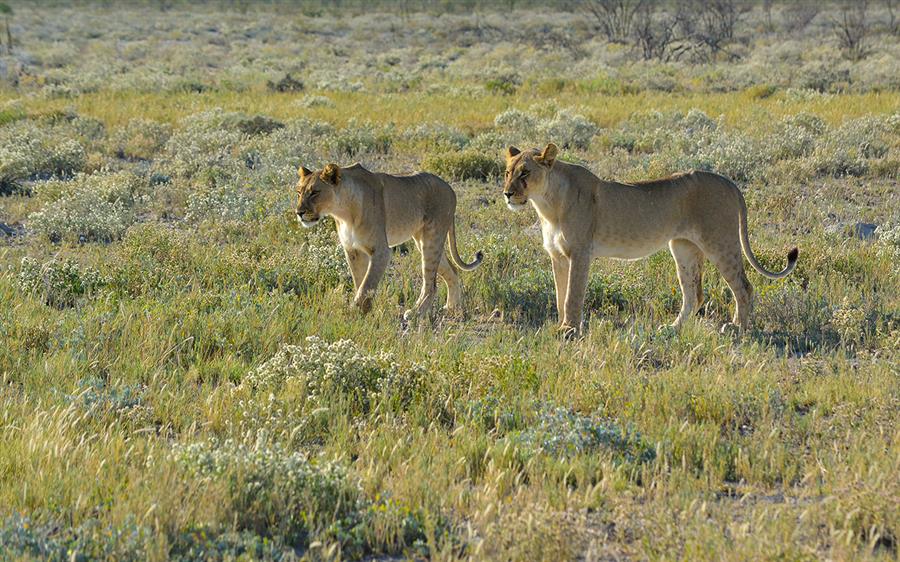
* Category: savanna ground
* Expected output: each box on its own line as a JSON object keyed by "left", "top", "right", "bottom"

{"left": 0, "top": 1, "right": 898, "bottom": 560}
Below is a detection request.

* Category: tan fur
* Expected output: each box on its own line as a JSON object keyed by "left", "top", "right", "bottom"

{"left": 296, "top": 163, "right": 483, "bottom": 319}
{"left": 503, "top": 144, "right": 798, "bottom": 335}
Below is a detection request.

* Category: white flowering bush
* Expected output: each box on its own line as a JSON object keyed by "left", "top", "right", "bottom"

{"left": 539, "top": 109, "right": 600, "bottom": 150}
{"left": 830, "top": 297, "right": 869, "bottom": 346}
{"left": 656, "top": 130, "right": 768, "bottom": 183}
{"left": 493, "top": 108, "right": 599, "bottom": 150}
{"left": 807, "top": 115, "right": 895, "bottom": 177}
{"left": 171, "top": 439, "right": 361, "bottom": 545}
{"left": 109, "top": 118, "right": 172, "bottom": 160}
{"left": 18, "top": 256, "right": 106, "bottom": 308}
{"left": 244, "top": 337, "right": 427, "bottom": 414}
{"left": 402, "top": 123, "right": 469, "bottom": 151}
{"left": 608, "top": 108, "right": 717, "bottom": 153}
{"left": 295, "top": 222, "right": 348, "bottom": 288}
{"left": 184, "top": 183, "right": 255, "bottom": 223}
{"left": 27, "top": 171, "right": 140, "bottom": 243}
{"left": 326, "top": 121, "right": 392, "bottom": 158}
{"left": 157, "top": 110, "right": 250, "bottom": 179}
{"left": 0, "top": 121, "right": 86, "bottom": 193}
{"left": 767, "top": 113, "right": 825, "bottom": 161}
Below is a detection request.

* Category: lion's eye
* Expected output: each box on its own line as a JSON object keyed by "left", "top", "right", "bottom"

{"left": 520, "top": 170, "right": 529, "bottom": 179}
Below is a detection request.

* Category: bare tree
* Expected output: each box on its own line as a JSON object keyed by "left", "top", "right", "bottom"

{"left": 783, "top": 1, "right": 820, "bottom": 33}
{"left": 831, "top": 0, "right": 869, "bottom": 60}
{"left": 669, "top": 0, "right": 744, "bottom": 61}
{"left": 887, "top": 0, "right": 899, "bottom": 35}
{"left": 633, "top": 3, "right": 677, "bottom": 60}
{"left": 582, "top": 0, "right": 646, "bottom": 44}
{"left": 0, "top": 3, "right": 12, "bottom": 54}
{"left": 763, "top": 0, "right": 775, "bottom": 32}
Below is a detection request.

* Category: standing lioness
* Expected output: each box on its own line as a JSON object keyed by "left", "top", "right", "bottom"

{"left": 503, "top": 144, "right": 798, "bottom": 335}
{"left": 296, "top": 163, "right": 483, "bottom": 320}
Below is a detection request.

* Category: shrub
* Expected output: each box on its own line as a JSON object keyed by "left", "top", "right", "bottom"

{"left": 244, "top": 337, "right": 426, "bottom": 415}
{"left": 296, "top": 94, "right": 335, "bottom": 108}
{"left": 17, "top": 256, "right": 106, "bottom": 308}
{"left": 509, "top": 403, "right": 655, "bottom": 463}
{"left": 64, "top": 375, "right": 152, "bottom": 424}
{"left": 326, "top": 122, "right": 392, "bottom": 158}
{"left": 494, "top": 107, "right": 599, "bottom": 150}
{"left": 0, "top": 121, "right": 86, "bottom": 194}
{"left": 485, "top": 74, "right": 520, "bottom": 96}
{"left": 228, "top": 114, "right": 285, "bottom": 136}
{"left": 539, "top": 108, "right": 599, "bottom": 150}
{"left": 421, "top": 150, "right": 501, "bottom": 181}
{"left": 109, "top": 118, "right": 172, "bottom": 160}
{"left": 184, "top": 183, "right": 255, "bottom": 223}
{"left": 171, "top": 439, "right": 360, "bottom": 546}
{"left": 402, "top": 123, "right": 469, "bottom": 151}
{"left": 266, "top": 73, "right": 304, "bottom": 92}
{"left": 27, "top": 171, "right": 140, "bottom": 243}
{"left": 807, "top": 115, "right": 893, "bottom": 177}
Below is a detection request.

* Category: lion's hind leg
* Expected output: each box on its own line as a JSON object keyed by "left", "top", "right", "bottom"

{"left": 405, "top": 229, "right": 443, "bottom": 323}
{"left": 669, "top": 239, "right": 705, "bottom": 329}
{"left": 438, "top": 253, "right": 463, "bottom": 316}
{"left": 704, "top": 244, "right": 753, "bottom": 332}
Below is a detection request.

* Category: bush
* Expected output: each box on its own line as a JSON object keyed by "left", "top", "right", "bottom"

{"left": 806, "top": 115, "right": 894, "bottom": 177}
{"left": 509, "top": 403, "right": 655, "bottom": 463}
{"left": 421, "top": 150, "right": 501, "bottom": 181}
{"left": 17, "top": 256, "right": 106, "bottom": 308}
{"left": 326, "top": 122, "right": 392, "bottom": 158}
{"left": 27, "top": 171, "right": 140, "bottom": 243}
{"left": 493, "top": 107, "right": 599, "bottom": 150}
{"left": 109, "top": 118, "right": 172, "bottom": 160}
{"left": 244, "top": 337, "right": 426, "bottom": 415}
{"left": 172, "top": 439, "right": 360, "bottom": 546}
{"left": 296, "top": 94, "right": 335, "bottom": 108}
{"left": 0, "top": 121, "right": 86, "bottom": 194}
{"left": 402, "top": 123, "right": 469, "bottom": 151}
{"left": 184, "top": 183, "right": 255, "bottom": 223}
{"left": 539, "top": 109, "right": 599, "bottom": 150}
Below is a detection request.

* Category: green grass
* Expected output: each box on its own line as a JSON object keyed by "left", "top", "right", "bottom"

{"left": 1, "top": 3, "right": 899, "bottom": 560}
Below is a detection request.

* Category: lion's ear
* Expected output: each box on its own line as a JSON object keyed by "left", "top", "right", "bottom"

{"left": 298, "top": 166, "right": 312, "bottom": 179}
{"left": 320, "top": 163, "right": 341, "bottom": 184}
{"left": 506, "top": 146, "right": 521, "bottom": 160}
{"left": 535, "top": 143, "right": 558, "bottom": 167}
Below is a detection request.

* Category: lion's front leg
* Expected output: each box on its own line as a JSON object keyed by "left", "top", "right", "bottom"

{"left": 344, "top": 247, "right": 370, "bottom": 293}
{"left": 355, "top": 246, "right": 390, "bottom": 313}
{"left": 561, "top": 252, "right": 590, "bottom": 337}
{"left": 550, "top": 253, "right": 569, "bottom": 326}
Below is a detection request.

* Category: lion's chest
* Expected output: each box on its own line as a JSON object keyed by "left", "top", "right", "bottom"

{"left": 541, "top": 221, "right": 569, "bottom": 257}
{"left": 337, "top": 221, "right": 364, "bottom": 250}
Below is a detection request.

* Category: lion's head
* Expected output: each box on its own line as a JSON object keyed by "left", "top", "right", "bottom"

{"left": 502, "top": 143, "right": 558, "bottom": 210}
{"left": 295, "top": 163, "right": 341, "bottom": 228}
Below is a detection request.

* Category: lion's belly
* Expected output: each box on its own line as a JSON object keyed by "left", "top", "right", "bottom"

{"left": 592, "top": 238, "right": 669, "bottom": 260}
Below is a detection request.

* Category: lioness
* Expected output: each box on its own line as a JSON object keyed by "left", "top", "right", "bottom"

{"left": 296, "top": 163, "right": 483, "bottom": 320}
{"left": 503, "top": 144, "right": 798, "bottom": 335}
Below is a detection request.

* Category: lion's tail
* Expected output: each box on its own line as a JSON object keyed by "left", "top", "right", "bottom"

{"left": 447, "top": 217, "right": 483, "bottom": 272}
{"left": 737, "top": 188, "right": 798, "bottom": 280}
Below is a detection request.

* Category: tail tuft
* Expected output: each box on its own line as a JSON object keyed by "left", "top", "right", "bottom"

{"left": 475, "top": 251, "right": 484, "bottom": 261}
{"left": 788, "top": 247, "right": 799, "bottom": 263}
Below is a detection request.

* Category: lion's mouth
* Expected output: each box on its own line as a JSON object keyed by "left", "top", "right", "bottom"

{"left": 506, "top": 199, "right": 528, "bottom": 211}
{"left": 298, "top": 214, "right": 320, "bottom": 228}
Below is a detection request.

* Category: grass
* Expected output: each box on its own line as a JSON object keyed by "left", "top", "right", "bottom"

{"left": 1, "top": 2, "right": 899, "bottom": 560}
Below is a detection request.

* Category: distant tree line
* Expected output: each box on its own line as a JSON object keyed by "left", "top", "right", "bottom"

{"left": 3, "top": 0, "right": 897, "bottom": 61}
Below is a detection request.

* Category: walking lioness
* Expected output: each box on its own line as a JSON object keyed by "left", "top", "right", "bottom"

{"left": 502, "top": 144, "right": 798, "bottom": 336}
{"left": 296, "top": 163, "right": 483, "bottom": 320}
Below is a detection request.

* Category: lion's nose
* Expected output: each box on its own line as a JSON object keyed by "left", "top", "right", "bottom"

{"left": 503, "top": 191, "right": 513, "bottom": 200}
